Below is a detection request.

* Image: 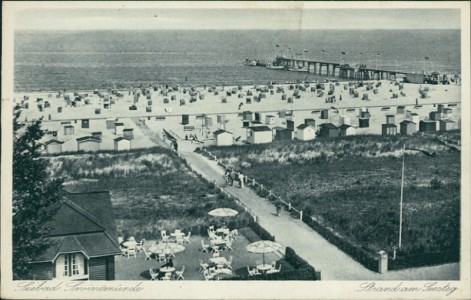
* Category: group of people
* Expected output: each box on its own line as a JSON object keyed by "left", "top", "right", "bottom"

{"left": 224, "top": 170, "right": 245, "bottom": 188}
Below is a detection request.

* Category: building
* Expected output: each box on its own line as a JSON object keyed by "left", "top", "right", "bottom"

{"left": 419, "top": 120, "right": 437, "bottom": 133}
{"left": 77, "top": 136, "right": 101, "bottom": 152}
{"left": 114, "top": 137, "right": 131, "bottom": 151}
{"left": 318, "top": 123, "right": 339, "bottom": 138}
{"left": 45, "top": 139, "right": 64, "bottom": 154}
{"left": 339, "top": 124, "right": 356, "bottom": 136}
{"left": 123, "top": 128, "right": 134, "bottom": 140}
{"left": 382, "top": 124, "right": 397, "bottom": 136}
{"left": 400, "top": 120, "right": 417, "bottom": 135}
{"left": 27, "top": 190, "right": 121, "bottom": 280}
{"left": 273, "top": 127, "right": 292, "bottom": 141}
{"left": 114, "top": 122, "right": 124, "bottom": 135}
{"left": 340, "top": 116, "right": 350, "bottom": 125}
{"left": 64, "top": 125, "right": 75, "bottom": 136}
{"left": 246, "top": 126, "right": 272, "bottom": 144}
{"left": 296, "top": 124, "right": 316, "bottom": 141}
{"left": 213, "top": 130, "right": 233, "bottom": 146}
{"left": 439, "top": 119, "right": 457, "bottom": 132}
{"left": 265, "top": 115, "right": 276, "bottom": 125}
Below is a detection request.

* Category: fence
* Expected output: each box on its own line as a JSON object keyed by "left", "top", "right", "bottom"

{"left": 199, "top": 148, "right": 305, "bottom": 221}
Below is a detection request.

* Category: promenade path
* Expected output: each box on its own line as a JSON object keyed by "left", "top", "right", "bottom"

{"left": 177, "top": 141, "right": 459, "bottom": 281}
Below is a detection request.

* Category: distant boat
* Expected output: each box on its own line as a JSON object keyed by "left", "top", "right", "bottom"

{"left": 288, "top": 67, "right": 308, "bottom": 72}
{"left": 244, "top": 59, "right": 258, "bottom": 66}
{"left": 266, "top": 63, "right": 286, "bottom": 70}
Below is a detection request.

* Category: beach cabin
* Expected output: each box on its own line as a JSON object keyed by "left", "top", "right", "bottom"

{"left": 286, "top": 120, "right": 294, "bottom": 131}
{"left": 246, "top": 126, "right": 272, "bottom": 144}
{"left": 64, "top": 125, "right": 75, "bottom": 136}
{"left": 114, "top": 122, "right": 125, "bottom": 135}
{"left": 320, "top": 109, "right": 329, "bottom": 120}
{"left": 397, "top": 106, "right": 406, "bottom": 114}
{"left": 359, "top": 118, "right": 370, "bottom": 128}
{"left": 77, "top": 136, "right": 101, "bottom": 152}
{"left": 27, "top": 191, "right": 121, "bottom": 280}
{"left": 217, "top": 115, "right": 226, "bottom": 124}
{"left": 443, "top": 108, "right": 453, "bottom": 117}
{"left": 411, "top": 113, "right": 420, "bottom": 126}
{"left": 243, "top": 111, "right": 253, "bottom": 121}
{"left": 205, "top": 117, "right": 213, "bottom": 127}
{"left": 106, "top": 119, "right": 116, "bottom": 130}
{"left": 78, "top": 118, "right": 90, "bottom": 128}
{"left": 419, "top": 120, "right": 437, "bottom": 133}
{"left": 273, "top": 127, "right": 292, "bottom": 141}
{"left": 429, "top": 111, "right": 442, "bottom": 121}
{"left": 123, "top": 128, "right": 134, "bottom": 140}
{"left": 339, "top": 124, "right": 356, "bottom": 137}
{"left": 114, "top": 137, "right": 131, "bottom": 151}
{"left": 400, "top": 120, "right": 417, "bottom": 136}
{"left": 182, "top": 114, "right": 189, "bottom": 125}
{"left": 382, "top": 124, "right": 397, "bottom": 136}
{"left": 265, "top": 115, "right": 276, "bottom": 125}
{"left": 439, "top": 119, "right": 457, "bottom": 132}
{"left": 213, "top": 130, "right": 233, "bottom": 146}
{"left": 44, "top": 139, "right": 64, "bottom": 154}
{"left": 296, "top": 124, "right": 316, "bottom": 141}
{"left": 385, "top": 115, "right": 395, "bottom": 124}
{"left": 318, "top": 123, "right": 339, "bottom": 138}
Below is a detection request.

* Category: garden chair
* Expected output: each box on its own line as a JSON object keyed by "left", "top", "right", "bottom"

{"left": 183, "top": 231, "right": 191, "bottom": 244}
{"left": 199, "top": 259, "right": 209, "bottom": 272}
{"left": 176, "top": 236, "right": 184, "bottom": 245}
{"left": 127, "top": 247, "right": 137, "bottom": 259}
{"left": 120, "top": 247, "right": 128, "bottom": 257}
{"left": 225, "top": 256, "right": 233, "bottom": 270}
{"left": 175, "top": 265, "right": 185, "bottom": 280}
{"left": 149, "top": 268, "right": 158, "bottom": 281}
{"left": 208, "top": 225, "right": 215, "bottom": 233}
{"left": 208, "top": 266, "right": 218, "bottom": 277}
{"left": 247, "top": 266, "right": 261, "bottom": 276}
{"left": 143, "top": 247, "right": 152, "bottom": 261}
{"left": 161, "top": 230, "right": 169, "bottom": 242}
{"left": 224, "top": 240, "right": 234, "bottom": 251}
{"left": 266, "top": 264, "right": 281, "bottom": 274}
{"left": 118, "top": 237, "right": 124, "bottom": 244}
{"left": 136, "top": 239, "right": 146, "bottom": 253}
{"left": 203, "top": 269, "right": 214, "bottom": 281}
{"left": 270, "top": 261, "right": 276, "bottom": 269}
{"left": 157, "top": 253, "right": 167, "bottom": 263}
{"left": 161, "top": 273, "right": 172, "bottom": 281}
{"left": 201, "top": 239, "right": 209, "bottom": 253}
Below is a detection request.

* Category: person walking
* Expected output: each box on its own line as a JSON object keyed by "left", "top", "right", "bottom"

{"left": 239, "top": 173, "right": 244, "bottom": 188}
{"left": 276, "top": 202, "right": 282, "bottom": 217}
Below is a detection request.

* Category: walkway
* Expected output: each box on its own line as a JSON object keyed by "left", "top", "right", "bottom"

{"left": 178, "top": 141, "right": 459, "bottom": 280}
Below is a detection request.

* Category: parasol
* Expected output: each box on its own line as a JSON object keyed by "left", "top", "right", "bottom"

{"left": 246, "top": 240, "right": 282, "bottom": 265}
{"left": 208, "top": 208, "right": 239, "bottom": 217}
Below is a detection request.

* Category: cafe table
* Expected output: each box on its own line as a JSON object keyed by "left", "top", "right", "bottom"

{"left": 209, "top": 257, "right": 228, "bottom": 265}
{"left": 122, "top": 240, "right": 137, "bottom": 248}
{"left": 160, "top": 266, "right": 176, "bottom": 273}
{"left": 256, "top": 264, "right": 272, "bottom": 274}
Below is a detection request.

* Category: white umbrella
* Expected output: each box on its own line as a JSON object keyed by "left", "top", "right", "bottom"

{"left": 149, "top": 243, "right": 185, "bottom": 255}
{"left": 208, "top": 208, "right": 239, "bottom": 217}
{"left": 246, "top": 240, "right": 282, "bottom": 265}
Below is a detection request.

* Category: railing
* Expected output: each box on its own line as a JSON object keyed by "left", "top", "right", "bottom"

{"left": 199, "top": 148, "right": 304, "bottom": 221}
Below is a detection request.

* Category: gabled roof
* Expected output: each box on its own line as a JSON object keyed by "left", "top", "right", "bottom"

{"left": 439, "top": 119, "right": 455, "bottom": 123}
{"left": 76, "top": 136, "right": 101, "bottom": 143}
{"left": 31, "top": 191, "right": 121, "bottom": 263}
{"left": 114, "top": 122, "right": 124, "bottom": 126}
{"left": 273, "top": 126, "right": 290, "bottom": 131}
{"left": 383, "top": 123, "right": 397, "bottom": 128}
{"left": 400, "top": 120, "right": 416, "bottom": 125}
{"left": 213, "top": 129, "right": 232, "bottom": 135}
{"left": 297, "top": 124, "right": 313, "bottom": 130}
{"left": 248, "top": 126, "right": 271, "bottom": 132}
{"left": 114, "top": 137, "right": 129, "bottom": 142}
{"left": 339, "top": 124, "right": 353, "bottom": 129}
{"left": 123, "top": 128, "right": 134, "bottom": 131}
{"left": 45, "top": 139, "right": 64, "bottom": 145}
{"left": 421, "top": 119, "right": 436, "bottom": 123}
{"left": 320, "top": 123, "right": 338, "bottom": 129}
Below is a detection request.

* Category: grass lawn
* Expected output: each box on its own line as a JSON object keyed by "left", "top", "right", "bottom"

{"left": 45, "top": 147, "right": 252, "bottom": 239}
{"left": 115, "top": 228, "right": 289, "bottom": 280}
{"left": 202, "top": 133, "right": 460, "bottom": 266}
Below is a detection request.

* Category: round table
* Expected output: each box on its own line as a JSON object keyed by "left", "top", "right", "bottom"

{"left": 122, "top": 241, "right": 137, "bottom": 248}
{"left": 209, "top": 257, "right": 228, "bottom": 265}
{"left": 256, "top": 264, "right": 272, "bottom": 273}
{"left": 160, "top": 267, "right": 175, "bottom": 273}
{"left": 170, "top": 232, "right": 186, "bottom": 237}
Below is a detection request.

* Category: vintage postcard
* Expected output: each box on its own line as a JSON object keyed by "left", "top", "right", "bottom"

{"left": 1, "top": 1, "right": 470, "bottom": 299}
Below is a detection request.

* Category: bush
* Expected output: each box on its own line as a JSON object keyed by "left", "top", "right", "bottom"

{"left": 249, "top": 222, "right": 275, "bottom": 242}
{"left": 430, "top": 178, "right": 442, "bottom": 190}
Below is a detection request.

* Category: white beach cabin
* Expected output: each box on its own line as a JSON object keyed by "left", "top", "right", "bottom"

{"left": 296, "top": 124, "right": 316, "bottom": 141}
{"left": 246, "top": 126, "right": 272, "bottom": 144}
{"left": 114, "top": 137, "right": 131, "bottom": 151}
{"left": 213, "top": 130, "right": 233, "bottom": 146}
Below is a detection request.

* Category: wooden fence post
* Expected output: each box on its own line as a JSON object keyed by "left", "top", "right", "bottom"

{"left": 269, "top": 190, "right": 272, "bottom": 197}
{"left": 252, "top": 178, "right": 256, "bottom": 186}
{"left": 288, "top": 203, "right": 292, "bottom": 210}
{"left": 260, "top": 184, "right": 264, "bottom": 192}
{"left": 299, "top": 211, "right": 303, "bottom": 220}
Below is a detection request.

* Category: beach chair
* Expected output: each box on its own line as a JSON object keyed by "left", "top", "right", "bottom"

{"left": 176, "top": 235, "right": 184, "bottom": 245}
{"left": 149, "top": 268, "right": 159, "bottom": 281}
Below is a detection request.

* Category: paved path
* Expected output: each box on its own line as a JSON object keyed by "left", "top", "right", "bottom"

{"left": 177, "top": 141, "right": 459, "bottom": 280}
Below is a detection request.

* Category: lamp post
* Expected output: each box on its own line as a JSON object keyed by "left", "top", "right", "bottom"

{"left": 398, "top": 143, "right": 405, "bottom": 249}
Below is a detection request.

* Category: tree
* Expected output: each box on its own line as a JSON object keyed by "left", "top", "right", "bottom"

{"left": 12, "top": 105, "right": 63, "bottom": 279}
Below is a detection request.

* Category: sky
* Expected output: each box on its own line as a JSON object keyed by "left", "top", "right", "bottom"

{"left": 14, "top": 7, "right": 461, "bottom": 31}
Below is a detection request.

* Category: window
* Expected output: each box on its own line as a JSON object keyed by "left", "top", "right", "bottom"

{"left": 55, "top": 253, "right": 88, "bottom": 279}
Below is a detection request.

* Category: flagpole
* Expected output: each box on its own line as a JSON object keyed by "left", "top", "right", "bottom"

{"left": 399, "top": 143, "right": 405, "bottom": 249}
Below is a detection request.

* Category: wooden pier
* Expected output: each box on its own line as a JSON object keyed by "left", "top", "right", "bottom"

{"left": 275, "top": 56, "right": 416, "bottom": 81}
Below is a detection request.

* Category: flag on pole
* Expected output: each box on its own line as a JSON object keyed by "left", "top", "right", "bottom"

{"left": 424, "top": 56, "right": 429, "bottom": 60}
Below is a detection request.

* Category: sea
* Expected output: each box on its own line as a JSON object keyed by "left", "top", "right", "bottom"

{"left": 14, "top": 30, "right": 461, "bottom": 91}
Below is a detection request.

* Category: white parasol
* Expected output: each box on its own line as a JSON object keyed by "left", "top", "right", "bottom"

{"left": 246, "top": 240, "right": 282, "bottom": 265}
{"left": 208, "top": 208, "right": 239, "bottom": 217}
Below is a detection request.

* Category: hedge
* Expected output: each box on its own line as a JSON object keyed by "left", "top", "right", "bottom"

{"left": 249, "top": 221, "right": 275, "bottom": 242}
{"left": 389, "top": 250, "right": 460, "bottom": 271}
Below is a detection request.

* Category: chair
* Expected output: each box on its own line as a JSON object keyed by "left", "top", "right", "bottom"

{"left": 266, "top": 264, "right": 281, "bottom": 274}
{"left": 199, "top": 259, "right": 209, "bottom": 272}
{"left": 183, "top": 232, "right": 191, "bottom": 244}
{"left": 136, "top": 239, "right": 145, "bottom": 253}
{"left": 201, "top": 239, "right": 209, "bottom": 253}
{"left": 161, "top": 273, "right": 172, "bottom": 281}
{"left": 127, "top": 247, "right": 137, "bottom": 258}
{"left": 247, "top": 266, "right": 261, "bottom": 276}
{"left": 175, "top": 265, "right": 185, "bottom": 280}
{"left": 208, "top": 225, "right": 215, "bottom": 233}
{"left": 230, "top": 229, "right": 239, "bottom": 240}
{"left": 143, "top": 247, "right": 152, "bottom": 261}
{"left": 225, "top": 256, "right": 233, "bottom": 270}
{"left": 224, "top": 240, "right": 234, "bottom": 251}
{"left": 175, "top": 229, "right": 181, "bottom": 235}
{"left": 270, "top": 261, "right": 276, "bottom": 269}
{"left": 176, "top": 236, "right": 184, "bottom": 245}
{"left": 120, "top": 247, "right": 128, "bottom": 257}
{"left": 118, "top": 237, "right": 124, "bottom": 244}
{"left": 149, "top": 268, "right": 158, "bottom": 281}
{"left": 203, "top": 269, "right": 214, "bottom": 281}
{"left": 208, "top": 266, "right": 218, "bottom": 277}
{"left": 212, "top": 248, "right": 220, "bottom": 257}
